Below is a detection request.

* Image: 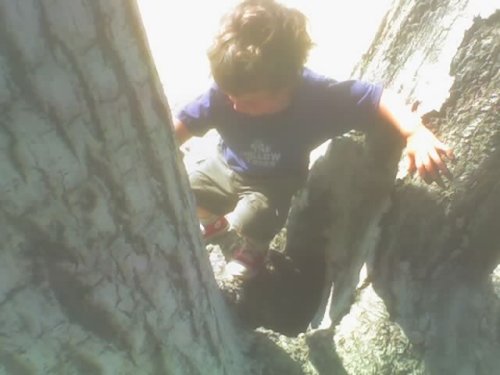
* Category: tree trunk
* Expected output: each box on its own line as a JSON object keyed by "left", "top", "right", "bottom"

{"left": 0, "top": 1, "right": 251, "bottom": 374}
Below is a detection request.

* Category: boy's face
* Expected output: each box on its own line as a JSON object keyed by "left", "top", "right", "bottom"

{"left": 226, "top": 88, "right": 292, "bottom": 116}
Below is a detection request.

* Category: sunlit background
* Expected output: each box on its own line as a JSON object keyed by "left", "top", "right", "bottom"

{"left": 137, "top": 0, "right": 392, "bottom": 112}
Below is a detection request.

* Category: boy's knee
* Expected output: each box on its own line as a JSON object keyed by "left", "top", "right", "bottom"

{"left": 231, "top": 192, "right": 284, "bottom": 243}
{"left": 188, "top": 158, "right": 237, "bottom": 215}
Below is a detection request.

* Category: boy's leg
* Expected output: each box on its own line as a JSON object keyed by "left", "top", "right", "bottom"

{"left": 230, "top": 191, "right": 284, "bottom": 246}
{"left": 189, "top": 156, "right": 238, "bottom": 239}
{"left": 225, "top": 191, "right": 281, "bottom": 278}
{"left": 227, "top": 174, "right": 304, "bottom": 278}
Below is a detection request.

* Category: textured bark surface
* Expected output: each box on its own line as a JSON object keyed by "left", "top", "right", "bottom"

{"left": 317, "top": 5, "right": 500, "bottom": 375}
{"left": 352, "top": 0, "right": 498, "bottom": 114}
{"left": 0, "top": 1, "right": 250, "bottom": 374}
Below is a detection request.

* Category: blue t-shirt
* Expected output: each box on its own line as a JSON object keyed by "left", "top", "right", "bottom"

{"left": 177, "top": 68, "right": 383, "bottom": 177}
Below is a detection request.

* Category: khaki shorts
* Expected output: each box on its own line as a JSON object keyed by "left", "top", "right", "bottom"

{"left": 189, "top": 153, "right": 304, "bottom": 243}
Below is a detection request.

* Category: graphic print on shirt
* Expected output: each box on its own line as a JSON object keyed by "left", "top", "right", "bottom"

{"left": 242, "top": 140, "right": 281, "bottom": 169}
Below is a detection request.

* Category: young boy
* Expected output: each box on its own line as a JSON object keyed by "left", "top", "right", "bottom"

{"left": 173, "top": 0, "right": 453, "bottom": 279}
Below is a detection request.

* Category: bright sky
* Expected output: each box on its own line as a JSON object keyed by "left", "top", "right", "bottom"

{"left": 137, "top": 0, "right": 392, "bottom": 112}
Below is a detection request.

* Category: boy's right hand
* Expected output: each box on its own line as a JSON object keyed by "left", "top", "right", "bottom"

{"left": 404, "top": 125, "right": 455, "bottom": 187}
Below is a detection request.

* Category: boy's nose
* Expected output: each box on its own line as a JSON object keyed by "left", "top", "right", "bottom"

{"left": 232, "top": 100, "right": 254, "bottom": 114}
{"left": 233, "top": 101, "right": 246, "bottom": 112}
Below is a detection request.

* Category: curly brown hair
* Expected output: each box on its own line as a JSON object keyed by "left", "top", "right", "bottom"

{"left": 208, "top": 0, "right": 313, "bottom": 95}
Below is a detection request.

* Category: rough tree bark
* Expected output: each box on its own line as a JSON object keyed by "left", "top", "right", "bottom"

{"left": 0, "top": 1, "right": 254, "bottom": 374}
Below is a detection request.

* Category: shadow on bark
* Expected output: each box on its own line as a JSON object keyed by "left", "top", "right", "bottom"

{"left": 369, "top": 177, "right": 500, "bottom": 374}
{"left": 247, "top": 330, "right": 313, "bottom": 375}
{"left": 238, "top": 249, "right": 325, "bottom": 336}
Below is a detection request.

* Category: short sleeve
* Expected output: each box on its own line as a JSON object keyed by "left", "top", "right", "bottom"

{"left": 325, "top": 80, "right": 383, "bottom": 128}
{"left": 176, "top": 85, "right": 221, "bottom": 137}
{"left": 348, "top": 80, "right": 384, "bottom": 121}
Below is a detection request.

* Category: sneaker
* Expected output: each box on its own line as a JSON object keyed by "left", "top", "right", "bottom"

{"left": 201, "top": 216, "right": 229, "bottom": 241}
{"left": 225, "top": 247, "right": 265, "bottom": 280}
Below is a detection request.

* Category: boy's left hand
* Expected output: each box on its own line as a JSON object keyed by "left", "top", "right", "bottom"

{"left": 404, "top": 125, "right": 455, "bottom": 187}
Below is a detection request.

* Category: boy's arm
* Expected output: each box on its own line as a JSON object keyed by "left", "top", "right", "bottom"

{"left": 173, "top": 118, "right": 193, "bottom": 145}
{"left": 378, "top": 89, "right": 454, "bottom": 186}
